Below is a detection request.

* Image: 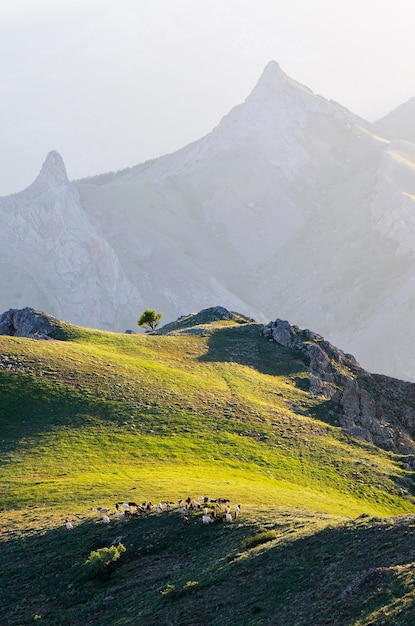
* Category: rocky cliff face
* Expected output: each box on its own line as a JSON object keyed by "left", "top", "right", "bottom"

{"left": 264, "top": 318, "right": 415, "bottom": 462}
{"left": 0, "top": 152, "right": 140, "bottom": 331}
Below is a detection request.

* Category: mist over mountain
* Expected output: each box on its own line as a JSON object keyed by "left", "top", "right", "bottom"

{"left": 374, "top": 97, "right": 415, "bottom": 144}
{"left": 1, "top": 61, "right": 415, "bottom": 381}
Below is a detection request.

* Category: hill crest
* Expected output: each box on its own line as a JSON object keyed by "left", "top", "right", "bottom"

{"left": 2, "top": 304, "right": 415, "bottom": 462}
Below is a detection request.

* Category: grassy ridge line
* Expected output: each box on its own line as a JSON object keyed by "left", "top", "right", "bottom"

{"left": 0, "top": 322, "right": 414, "bottom": 523}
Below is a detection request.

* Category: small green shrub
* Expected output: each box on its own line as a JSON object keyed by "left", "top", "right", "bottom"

{"left": 160, "top": 581, "right": 199, "bottom": 600}
{"left": 84, "top": 543, "right": 126, "bottom": 580}
{"left": 160, "top": 583, "right": 177, "bottom": 597}
{"left": 242, "top": 529, "right": 276, "bottom": 550}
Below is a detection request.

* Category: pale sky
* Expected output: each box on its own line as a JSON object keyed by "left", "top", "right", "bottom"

{"left": 0, "top": 0, "right": 414, "bottom": 195}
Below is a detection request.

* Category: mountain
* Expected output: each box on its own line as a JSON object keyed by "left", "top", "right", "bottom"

{"left": 1, "top": 61, "right": 415, "bottom": 381}
{"left": 0, "top": 151, "right": 140, "bottom": 330}
{"left": 374, "top": 97, "right": 415, "bottom": 144}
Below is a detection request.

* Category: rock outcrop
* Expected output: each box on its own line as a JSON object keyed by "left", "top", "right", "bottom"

{"left": 264, "top": 318, "right": 415, "bottom": 461}
{"left": 0, "top": 307, "right": 62, "bottom": 339}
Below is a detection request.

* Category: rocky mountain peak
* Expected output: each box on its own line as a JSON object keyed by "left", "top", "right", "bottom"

{"left": 249, "top": 59, "right": 312, "bottom": 100}
{"left": 242, "top": 59, "right": 339, "bottom": 124}
{"left": 28, "top": 150, "right": 69, "bottom": 194}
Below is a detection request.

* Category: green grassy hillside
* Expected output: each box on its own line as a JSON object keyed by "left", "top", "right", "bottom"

{"left": 1, "top": 312, "right": 415, "bottom": 624}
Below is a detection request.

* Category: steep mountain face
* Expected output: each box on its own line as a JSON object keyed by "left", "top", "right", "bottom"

{"left": 1, "top": 62, "right": 415, "bottom": 380}
{"left": 0, "top": 152, "right": 140, "bottom": 330}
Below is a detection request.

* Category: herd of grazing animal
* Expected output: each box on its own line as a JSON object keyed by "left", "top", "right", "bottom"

{"left": 65, "top": 496, "right": 242, "bottom": 529}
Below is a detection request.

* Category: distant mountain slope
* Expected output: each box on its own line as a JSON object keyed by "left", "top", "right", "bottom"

{"left": 374, "top": 97, "right": 415, "bottom": 144}
{"left": 1, "top": 62, "right": 415, "bottom": 380}
{"left": 0, "top": 152, "right": 140, "bottom": 331}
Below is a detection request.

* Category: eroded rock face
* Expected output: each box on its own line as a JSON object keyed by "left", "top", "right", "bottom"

{"left": 0, "top": 307, "right": 61, "bottom": 339}
{"left": 264, "top": 318, "right": 415, "bottom": 460}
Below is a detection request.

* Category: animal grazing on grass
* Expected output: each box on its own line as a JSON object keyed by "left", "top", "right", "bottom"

{"left": 215, "top": 498, "right": 230, "bottom": 508}
{"left": 130, "top": 507, "right": 144, "bottom": 519}
{"left": 65, "top": 519, "right": 73, "bottom": 530}
{"left": 96, "top": 507, "right": 110, "bottom": 515}
{"left": 116, "top": 501, "right": 145, "bottom": 518}
{"left": 188, "top": 499, "right": 200, "bottom": 510}
{"left": 91, "top": 495, "right": 241, "bottom": 531}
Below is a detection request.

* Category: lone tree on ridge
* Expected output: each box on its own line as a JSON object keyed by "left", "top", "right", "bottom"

{"left": 137, "top": 308, "right": 163, "bottom": 332}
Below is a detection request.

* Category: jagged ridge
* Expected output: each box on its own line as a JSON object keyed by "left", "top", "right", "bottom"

{"left": 265, "top": 318, "right": 415, "bottom": 462}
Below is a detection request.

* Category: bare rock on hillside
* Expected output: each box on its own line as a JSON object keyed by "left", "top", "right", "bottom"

{"left": 0, "top": 307, "right": 61, "bottom": 339}
{"left": 264, "top": 318, "right": 415, "bottom": 459}
{"left": 264, "top": 318, "right": 298, "bottom": 348}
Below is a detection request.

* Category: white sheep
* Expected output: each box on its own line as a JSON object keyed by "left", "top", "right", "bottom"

{"left": 234, "top": 504, "right": 241, "bottom": 519}
{"left": 102, "top": 515, "right": 110, "bottom": 524}
{"left": 97, "top": 507, "right": 110, "bottom": 515}
{"left": 65, "top": 520, "right": 73, "bottom": 530}
{"left": 224, "top": 513, "right": 232, "bottom": 523}
{"left": 202, "top": 515, "right": 213, "bottom": 524}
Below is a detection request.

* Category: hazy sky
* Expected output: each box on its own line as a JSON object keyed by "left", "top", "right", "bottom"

{"left": 1, "top": 0, "right": 414, "bottom": 195}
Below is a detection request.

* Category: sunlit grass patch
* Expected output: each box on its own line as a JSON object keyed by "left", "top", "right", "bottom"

{"left": 1, "top": 311, "right": 415, "bottom": 624}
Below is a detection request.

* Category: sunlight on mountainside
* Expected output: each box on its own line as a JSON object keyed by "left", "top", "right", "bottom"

{"left": 1, "top": 309, "right": 415, "bottom": 624}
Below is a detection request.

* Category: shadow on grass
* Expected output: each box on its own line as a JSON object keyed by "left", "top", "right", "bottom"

{"left": 0, "top": 369, "right": 123, "bottom": 443}
{"left": 2, "top": 511, "right": 415, "bottom": 626}
{"left": 198, "top": 324, "right": 306, "bottom": 378}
